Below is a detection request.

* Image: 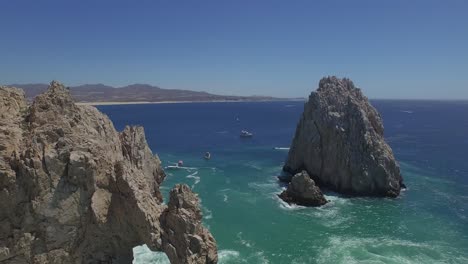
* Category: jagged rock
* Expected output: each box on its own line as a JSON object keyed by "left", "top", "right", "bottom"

{"left": 161, "top": 184, "right": 218, "bottom": 264}
{"left": 278, "top": 171, "right": 327, "bottom": 206}
{"left": 284, "top": 76, "right": 404, "bottom": 197}
{"left": 0, "top": 81, "right": 217, "bottom": 263}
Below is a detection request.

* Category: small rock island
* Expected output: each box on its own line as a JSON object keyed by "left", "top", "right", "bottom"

{"left": 280, "top": 76, "right": 404, "bottom": 206}
{"left": 0, "top": 82, "right": 217, "bottom": 263}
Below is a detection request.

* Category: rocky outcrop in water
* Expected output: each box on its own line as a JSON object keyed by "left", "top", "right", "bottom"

{"left": 161, "top": 184, "right": 217, "bottom": 264}
{"left": 0, "top": 81, "right": 217, "bottom": 263}
{"left": 278, "top": 171, "right": 327, "bottom": 206}
{"left": 283, "top": 76, "right": 403, "bottom": 199}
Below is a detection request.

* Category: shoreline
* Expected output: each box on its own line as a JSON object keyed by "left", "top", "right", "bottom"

{"left": 76, "top": 99, "right": 305, "bottom": 106}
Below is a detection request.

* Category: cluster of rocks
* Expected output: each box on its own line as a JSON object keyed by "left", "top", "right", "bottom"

{"left": 280, "top": 77, "right": 404, "bottom": 206}
{"left": 0, "top": 81, "right": 217, "bottom": 263}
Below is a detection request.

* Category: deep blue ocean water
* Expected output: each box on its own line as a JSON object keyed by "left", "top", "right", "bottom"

{"left": 98, "top": 100, "right": 468, "bottom": 264}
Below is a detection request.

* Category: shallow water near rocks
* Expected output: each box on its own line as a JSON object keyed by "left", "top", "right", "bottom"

{"left": 98, "top": 100, "right": 468, "bottom": 264}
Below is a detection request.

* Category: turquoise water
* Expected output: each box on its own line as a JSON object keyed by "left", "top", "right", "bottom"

{"left": 99, "top": 101, "right": 468, "bottom": 263}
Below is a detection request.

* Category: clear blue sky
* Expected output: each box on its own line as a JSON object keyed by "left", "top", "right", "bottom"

{"left": 1, "top": 0, "right": 467, "bottom": 99}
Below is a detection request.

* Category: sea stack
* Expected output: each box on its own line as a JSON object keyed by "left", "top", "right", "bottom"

{"left": 0, "top": 81, "right": 217, "bottom": 263}
{"left": 282, "top": 76, "right": 403, "bottom": 201}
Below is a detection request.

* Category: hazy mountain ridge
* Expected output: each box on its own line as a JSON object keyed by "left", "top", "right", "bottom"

{"left": 8, "top": 83, "right": 287, "bottom": 103}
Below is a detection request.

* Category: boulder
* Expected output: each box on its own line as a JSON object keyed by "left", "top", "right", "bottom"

{"left": 279, "top": 171, "right": 327, "bottom": 206}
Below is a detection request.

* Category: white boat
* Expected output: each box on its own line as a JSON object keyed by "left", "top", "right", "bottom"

{"left": 240, "top": 130, "right": 253, "bottom": 138}
{"left": 165, "top": 160, "right": 189, "bottom": 170}
{"left": 165, "top": 165, "right": 195, "bottom": 170}
{"left": 240, "top": 130, "right": 253, "bottom": 137}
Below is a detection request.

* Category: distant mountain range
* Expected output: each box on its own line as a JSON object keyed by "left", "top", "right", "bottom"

{"left": 7, "top": 83, "right": 293, "bottom": 104}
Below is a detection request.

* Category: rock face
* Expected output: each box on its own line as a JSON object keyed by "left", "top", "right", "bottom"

{"left": 283, "top": 76, "right": 403, "bottom": 198}
{"left": 278, "top": 171, "right": 327, "bottom": 206}
{"left": 0, "top": 81, "right": 217, "bottom": 263}
{"left": 161, "top": 185, "right": 217, "bottom": 264}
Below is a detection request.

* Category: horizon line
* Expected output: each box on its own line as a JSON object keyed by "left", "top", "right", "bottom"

{"left": 3, "top": 82, "right": 468, "bottom": 101}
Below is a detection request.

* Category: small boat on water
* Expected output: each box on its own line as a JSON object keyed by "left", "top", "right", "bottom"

{"left": 165, "top": 160, "right": 185, "bottom": 170}
{"left": 240, "top": 130, "right": 253, "bottom": 138}
{"left": 204, "top": 152, "right": 211, "bottom": 160}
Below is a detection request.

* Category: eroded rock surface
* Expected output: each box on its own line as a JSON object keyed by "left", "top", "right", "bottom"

{"left": 278, "top": 171, "right": 327, "bottom": 206}
{"left": 283, "top": 76, "right": 403, "bottom": 198}
{"left": 0, "top": 81, "right": 217, "bottom": 263}
{"left": 161, "top": 184, "right": 218, "bottom": 264}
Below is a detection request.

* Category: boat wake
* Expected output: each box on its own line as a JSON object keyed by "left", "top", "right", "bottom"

{"left": 400, "top": 110, "right": 414, "bottom": 114}
{"left": 186, "top": 171, "right": 200, "bottom": 189}
{"left": 273, "top": 147, "right": 290, "bottom": 150}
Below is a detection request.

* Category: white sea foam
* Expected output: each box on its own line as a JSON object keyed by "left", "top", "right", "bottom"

{"left": 203, "top": 206, "right": 213, "bottom": 220}
{"left": 223, "top": 194, "right": 229, "bottom": 202}
{"left": 133, "top": 245, "right": 170, "bottom": 264}
{"left": 218, "top": 250, "right": 242, "bottom": 263}
{"left": 316, "top": 235, "right": 468, "bottom": 264}
{"left": 236, "top": 232, "right": 254, "bottom": 248}
{"left": 275, "top": 195, "right": 306, "bottom": 211}
{"left": 133, "top": 246, "right": 273, "bottom": 264}
{"left": 275, "top": 190, "right": 353, "bottom": 227}
{"left": 186, "top": 171, "right": 200, "bottom": 188}
{"left": 132, "top": 247, "right": 245, "bottom": 264}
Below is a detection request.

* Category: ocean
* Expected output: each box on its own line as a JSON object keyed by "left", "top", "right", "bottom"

{"left": 97, "top": 100, "right": 468, "bottom": 264}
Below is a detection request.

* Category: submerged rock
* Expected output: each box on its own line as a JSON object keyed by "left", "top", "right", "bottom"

{"left": 284, "top": 76, "right": 403, "bottom": 198}
{"left": 278, "top": 171, "right": 327, "bottom": 206}
{"left": 0, "top": 81, "right": 217, "bottom": 263}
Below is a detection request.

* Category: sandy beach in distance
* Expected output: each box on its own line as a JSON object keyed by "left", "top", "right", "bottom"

{"left": 76, "top": 99, "right": 303, "bottom": 106}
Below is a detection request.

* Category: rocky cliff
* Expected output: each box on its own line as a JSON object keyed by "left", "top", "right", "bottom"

{"left": 283, "top": 76, "right": 403, "bottom": 198}
{"left": 0, "top": 81, "right": 217, "bottom": 263}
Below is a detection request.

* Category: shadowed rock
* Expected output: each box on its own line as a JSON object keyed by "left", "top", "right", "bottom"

{"left": 284, "top": 76, "right": 404, "bottom": 197}
{"left": 278, "top": 171, "right": 327, "bottom": 206}
{"left": 0, "top": 81, "right": 217, "bottom": 263}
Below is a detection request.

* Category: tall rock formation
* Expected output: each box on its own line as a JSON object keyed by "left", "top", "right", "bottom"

{"left": 0, "top": 81, "right": 217, "bottom": 263}
{"left": 283, "top": 76, "right": 403, "bottom": 198}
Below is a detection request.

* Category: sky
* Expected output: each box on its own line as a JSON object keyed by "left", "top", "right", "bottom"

{"left": 1, "top": 0, "right": 467, "bottom": 99}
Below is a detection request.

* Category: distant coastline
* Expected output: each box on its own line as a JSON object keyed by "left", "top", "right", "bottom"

{"left": 8, "top": 82, "right": 303, "bottom": 104}
{"left": 77, "top": 98, "right": 305, "bottom": 106}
